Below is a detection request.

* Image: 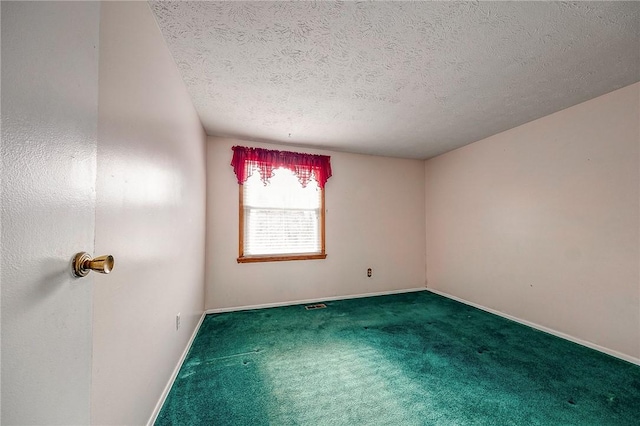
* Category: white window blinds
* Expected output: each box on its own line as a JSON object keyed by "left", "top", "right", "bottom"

{"left": 243, "top": 168, "right": 322, "bottom": 256}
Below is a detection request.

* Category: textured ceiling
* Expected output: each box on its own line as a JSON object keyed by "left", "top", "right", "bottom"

{"left": 150, "top": 1, "right": 639, "bottom": 159}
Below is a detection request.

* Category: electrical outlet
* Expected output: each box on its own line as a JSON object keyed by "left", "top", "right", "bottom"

{"left": 176, "top": 313, "right": 181, "bottom": 331}
{"left": 367, "top": 268, "right": 372, "bottom": 278}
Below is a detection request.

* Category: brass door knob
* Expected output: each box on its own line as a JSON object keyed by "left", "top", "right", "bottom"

{"left": 73, "top": 252, "right": 115, "bottom": 277}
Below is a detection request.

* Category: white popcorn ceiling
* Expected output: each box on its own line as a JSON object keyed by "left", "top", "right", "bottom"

{"left": 150, "top": 1, "right": 639, "bottom": 159}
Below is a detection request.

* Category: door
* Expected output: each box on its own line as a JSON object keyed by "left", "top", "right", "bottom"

{"left": 1, "top": 2, "right": 100, "bottom": 424}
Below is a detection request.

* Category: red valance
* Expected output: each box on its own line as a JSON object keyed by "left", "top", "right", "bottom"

{"left": 231, "top": 146, "right": 332, "bottom": 189}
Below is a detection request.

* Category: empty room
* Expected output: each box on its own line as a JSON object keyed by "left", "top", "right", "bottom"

{"left": 1, "top": 1, "right": 639, "bottom": 425}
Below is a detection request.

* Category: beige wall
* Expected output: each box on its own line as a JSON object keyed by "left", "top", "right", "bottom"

{"left": 93, "top": 2, "right": 206, "bottom": 425}
{"left": 206, "top": 137, "right": 426, "bottom": 310}
{"left": 425, "top": 82, "right": 640, "bottom": 361}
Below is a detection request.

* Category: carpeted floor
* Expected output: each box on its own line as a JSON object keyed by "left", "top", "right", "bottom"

{"left": 156, "top": 291, "right": 640, "bottom": 425}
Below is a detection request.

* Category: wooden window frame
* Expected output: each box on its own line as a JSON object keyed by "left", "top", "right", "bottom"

{"left": 237, "top": 184, "right": 327, "bottom": 263}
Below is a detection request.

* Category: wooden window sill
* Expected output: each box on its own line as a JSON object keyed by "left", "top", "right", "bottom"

{"left": 237, "top": 253, "right": 327, "bottom": 263}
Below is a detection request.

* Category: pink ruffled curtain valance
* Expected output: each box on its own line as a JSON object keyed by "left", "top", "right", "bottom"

{"left": 231, "top": 146, "right": 332, "bottom": 189}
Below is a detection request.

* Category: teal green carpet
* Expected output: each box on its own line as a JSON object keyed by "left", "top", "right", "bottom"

{"left": 156, "top": 291, "right": 640, "bottom": 425}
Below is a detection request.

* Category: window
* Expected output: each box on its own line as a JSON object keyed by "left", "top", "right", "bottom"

{"left": 231, "top": 146, "right": 332, "bottom": 263}
{"left": 240, "top": 168, "right": 324, "bottom": 262}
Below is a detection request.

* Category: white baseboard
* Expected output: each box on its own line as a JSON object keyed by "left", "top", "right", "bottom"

{"left": 426, "top": 288, "right": 640, "bottom": 366}
{"left": 147, "top": 312, "right": 206, "bottom": 426}
{"left": 205, "top": 287, "right": 427, "bottom": 314}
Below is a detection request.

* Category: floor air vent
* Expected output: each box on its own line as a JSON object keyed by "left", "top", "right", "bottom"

{"left": 305, "top": 303, "right": 327, "bottom": 310}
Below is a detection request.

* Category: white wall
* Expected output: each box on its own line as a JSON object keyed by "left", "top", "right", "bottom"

{"left": 92, "top": 2, "right": 206, "bottom": 425}
{"left": 425, "top": 82, "right": 640, "bottom": 361}
{"left": 206, "top": 137, "right": 426, "bottom": 310}
{"left": 1, "top": 2, "right": 99, "bottom": 424}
